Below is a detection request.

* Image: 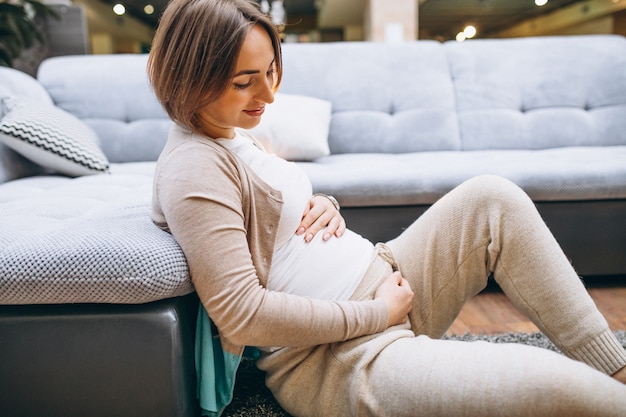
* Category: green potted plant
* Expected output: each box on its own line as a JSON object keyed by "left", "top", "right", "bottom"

{"left": 0, "top": 0, "right": 59, "bottom": 68}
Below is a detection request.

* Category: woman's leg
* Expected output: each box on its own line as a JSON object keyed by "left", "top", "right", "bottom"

{"left": 260, "top": 175, "right": 626, "bottom": 417}
{"left": 365, "top": 335, "right": 626, "bottom": 417}
{"left": 385, "top": 175, "right": 626, "bottom": 375}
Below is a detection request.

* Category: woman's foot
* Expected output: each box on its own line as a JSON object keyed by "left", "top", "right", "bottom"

{"left": 612, "top": 365, "right": 626, "bottom": 384}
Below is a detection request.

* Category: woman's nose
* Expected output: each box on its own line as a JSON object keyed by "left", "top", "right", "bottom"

{"left": 257, "top": 75, "right": 275, "bottom": 104}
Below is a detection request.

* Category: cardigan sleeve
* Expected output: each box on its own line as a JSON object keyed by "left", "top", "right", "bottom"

{"left": 154, "top": 139, "right": 388, "bottom": 351}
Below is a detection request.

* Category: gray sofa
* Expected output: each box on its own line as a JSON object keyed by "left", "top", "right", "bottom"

{"left": 1, "top": 34, "right": 625, "bottom": 417}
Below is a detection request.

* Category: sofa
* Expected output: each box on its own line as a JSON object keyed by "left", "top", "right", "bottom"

{"left": 1, "top": 34, "right": 625, "bottom": 417}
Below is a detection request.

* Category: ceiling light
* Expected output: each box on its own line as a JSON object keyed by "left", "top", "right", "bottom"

{"left": 144, "top": 4, "right": 154, "bottom": 14}
{"left": 456, "top": 32, "right": 467, "bottom": 42}
{"left": 463, "top": 25, "right": 477, "bottom": 38}
{"left": 535, "top": 0, "right": 548, "bottom": 6}
{"left": 113, "top": 3, "right": 126, "bottom": 15}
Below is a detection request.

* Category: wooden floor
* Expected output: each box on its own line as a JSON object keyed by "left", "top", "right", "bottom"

{"left": 446, "top": 279, "right": 626, "bottom": 336}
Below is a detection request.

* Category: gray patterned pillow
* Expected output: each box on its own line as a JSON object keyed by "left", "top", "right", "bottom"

{"left": 0, "top": 97, "right": 109, "bottom": 176}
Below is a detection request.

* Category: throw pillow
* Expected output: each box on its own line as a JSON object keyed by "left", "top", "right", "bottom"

{"left": 0, "top": 97, "right": 109, "bottom": 176}
{"left": 246, "top": 93, "right": 332, "bottom": 161}
{"left": 0, "top": 66, "right": 53, "bottom": 105}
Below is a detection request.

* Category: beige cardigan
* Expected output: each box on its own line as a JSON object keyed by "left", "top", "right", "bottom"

{"left": 151, "top": 124, "right": 388, "bottom": 355}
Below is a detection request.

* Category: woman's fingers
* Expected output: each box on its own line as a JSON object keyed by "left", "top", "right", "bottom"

{"left": 297, "top": 196, "right": 345, "bottom": 242}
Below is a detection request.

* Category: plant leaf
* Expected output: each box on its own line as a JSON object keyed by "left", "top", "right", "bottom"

{"left": 0, "top": 0, "right": 63, "bottom": 68}
{"left": 0, "top": 47, "right": 13, "bottom": 67}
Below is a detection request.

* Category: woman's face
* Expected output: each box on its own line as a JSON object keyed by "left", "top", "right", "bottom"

{"left": 197, "top": 24, "right": 277, "bottom": 139}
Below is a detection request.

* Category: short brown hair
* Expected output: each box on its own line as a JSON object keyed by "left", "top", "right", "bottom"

{"left": 148, "top": 0, "right": 283, "bottom": 132}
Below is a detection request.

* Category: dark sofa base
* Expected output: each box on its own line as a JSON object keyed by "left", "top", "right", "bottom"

{"left": 0, "top": 294, "right": 200, "bottom": 417}
{"left": 343, "top": 199, "right": 626, "bottom": 278}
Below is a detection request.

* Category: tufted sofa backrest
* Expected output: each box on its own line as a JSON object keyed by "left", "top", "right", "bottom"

{"left": 279, "top": 40, "right": 460, "bottom": 154}
{"left": 38, "top": 54, "right": 172, "bottom": 163}
{"left": 444, "top": 35, "right": 626, "bottom": 151}
{"left": 33, "top": 35, "right": 626, "bottom": 164}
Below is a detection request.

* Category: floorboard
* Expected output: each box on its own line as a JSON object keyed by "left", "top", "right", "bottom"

{"left": 447, "top": 280, "right": 626, "bottom": 336}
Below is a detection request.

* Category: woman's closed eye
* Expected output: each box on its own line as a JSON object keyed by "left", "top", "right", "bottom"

{"left": 233, "top": 79, "right": 253, "bottom": 90}
{"left": 234, "top": 72, "right": 275, "bottom": 90}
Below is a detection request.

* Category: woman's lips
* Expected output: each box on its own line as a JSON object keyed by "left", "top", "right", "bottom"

{"left": 244, "top": 107, "right": 265, "bottom": 117}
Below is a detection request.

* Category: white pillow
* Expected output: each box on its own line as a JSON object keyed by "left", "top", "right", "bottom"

{"left": 0, "top": 97, "right": 109, "bottom": 177}
{"left": 0, "top": 66, "right": 53, "bottom": 105}
{"left": 246, "top": 93, "right": 332, "bottom": 161}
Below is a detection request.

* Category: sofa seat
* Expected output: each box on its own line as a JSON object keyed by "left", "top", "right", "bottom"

{"left": 0, "top": 162, "right": 192, "bottom": 305}
{"left": 300, "top": 145, "right": 626, "bottom": 207}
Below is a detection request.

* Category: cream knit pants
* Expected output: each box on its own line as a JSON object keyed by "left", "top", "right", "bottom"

{"left": 258, "top": 175, "right": 626, "bottom": 417}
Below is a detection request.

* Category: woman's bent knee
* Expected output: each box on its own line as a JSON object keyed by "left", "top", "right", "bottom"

{"left": 456, "top": 175, "right": 536, "bottom": 213}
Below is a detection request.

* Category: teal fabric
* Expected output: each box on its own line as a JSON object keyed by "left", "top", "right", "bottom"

{"left": 195, "top": 305, "right": 242, "bottom": 417}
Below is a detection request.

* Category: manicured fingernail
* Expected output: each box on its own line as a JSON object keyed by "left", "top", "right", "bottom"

{"left": 323, "top": 233, "right": 330, "bottom": 241}
{"left": 305, "top": 234, "right": 313, "bottom": 242}
{"left": 296, "top": 227, "right": 305, "bottom": 235}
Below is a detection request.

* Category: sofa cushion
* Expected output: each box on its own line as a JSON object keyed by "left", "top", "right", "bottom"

{"left": 37, "top": 54, "right": 171, "bottom": 163}
{"left": 0, "top": 66, "right": 53, "bottom": 105}
{"left": 445, "top": 35, "right": 626, "bottom": 151}
{"left": 279, "top": 41, "right": 460, "bottom": 154}
{"left": 298, "top": 146, "right": 626, "bottom": 207}
{"left": 0, "top": 68, "right": 55, "bottom": 183}
{"left": 0, "top": 97, "right": 110, "bottom": 176}
{"left": 246, "top": 93, "right": 332, "bottom": 161}
{"left": 0, "top": 162, "right": 193, "bottom": 305}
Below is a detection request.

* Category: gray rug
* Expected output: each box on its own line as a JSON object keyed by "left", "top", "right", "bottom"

{"left": 222, "top": 331, "right": 626, "bottom": 416}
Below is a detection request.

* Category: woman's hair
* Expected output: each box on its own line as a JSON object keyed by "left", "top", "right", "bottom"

{"left": 147, "top": 0, "right": 283, "bottom": 131}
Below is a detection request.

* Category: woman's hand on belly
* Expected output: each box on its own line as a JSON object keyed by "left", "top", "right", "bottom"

{"left": 375, "top": 271, "right": 415, "bottom": 327}
{"left": 296, "top": 194, "right": 346, "bottom": 243}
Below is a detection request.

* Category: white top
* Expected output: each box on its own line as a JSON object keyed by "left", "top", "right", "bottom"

{"left": 216, "top": 132, "right": 374, "bottom": 300}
